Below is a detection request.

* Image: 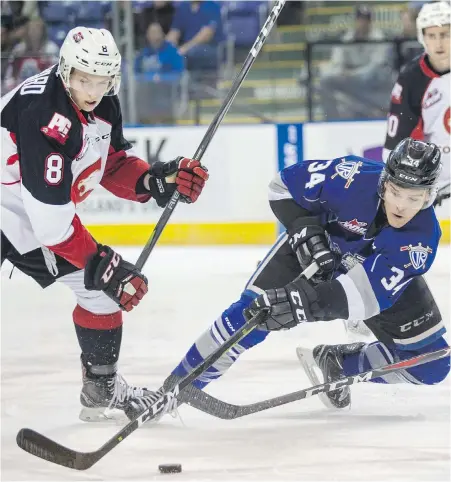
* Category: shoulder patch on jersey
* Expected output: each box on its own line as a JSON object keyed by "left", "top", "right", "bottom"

{"left": 41, "top": 113, "right": 72, "bottom": 145}
{"left": 331, "top": 158, "right": 363, "bottom": 188}
{"left": 400, "top": 243, "right": 433, "bottom": 270}
{"left": 338, "top": 218, "right": 368, "bottom": 235}
{"left": 422, "top": 88, "right": 442, "bottom": 109}
{"left": 391, "top": 82, "right": 403, "bottom": 104}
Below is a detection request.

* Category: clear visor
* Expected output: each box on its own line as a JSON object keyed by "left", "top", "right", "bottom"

{"left": 69, "top": 76, "right": 115, "bottom": 97}
{"left": 383, "top": 182, "right": 430, "bottom": 211}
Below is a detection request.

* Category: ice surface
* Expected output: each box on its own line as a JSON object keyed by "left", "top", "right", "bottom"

{"left": 1, "top": 245, "right": 450, "bottom": 481}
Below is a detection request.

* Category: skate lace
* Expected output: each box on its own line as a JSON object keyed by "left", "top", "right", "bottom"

{"left": 138, "top": 385, "right": 180, "bottom": 420}
{"left": 108, "top": 373, "right": 145, "bottom": 408}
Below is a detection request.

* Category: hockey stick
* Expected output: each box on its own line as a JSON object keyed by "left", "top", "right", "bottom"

{"left": 16, "top": 261, "right": 318, "bottom": 470}
{"left": 134, "top": 0, "right": 286, "bottom": 270}
{"left": 16, "top": 309, "right": 268, "bottom": 470}
{"left": 179, "top": 346, "right": 451, "bottom": 419}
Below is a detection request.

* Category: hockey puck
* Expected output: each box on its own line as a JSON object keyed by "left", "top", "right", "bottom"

{"left": 158, "top": 464, "right": 182, "bottom": 474}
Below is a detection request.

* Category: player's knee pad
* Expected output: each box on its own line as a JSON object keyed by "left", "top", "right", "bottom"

{"left": 58, "top": 269, "right": 119, "bottom": 314}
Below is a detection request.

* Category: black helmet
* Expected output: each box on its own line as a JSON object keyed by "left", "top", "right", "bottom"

{"left": 378, "top": 138, "right": 442, "bottom": 208}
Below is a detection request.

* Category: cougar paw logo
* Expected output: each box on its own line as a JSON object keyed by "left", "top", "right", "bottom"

{"left": 444, "top": 107, "right": 450, "bottom": 135}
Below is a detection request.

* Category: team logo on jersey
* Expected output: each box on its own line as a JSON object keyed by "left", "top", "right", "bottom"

{"left": 331, "top": 159, "right": 362, "bottom": 188}
{"left": 422, "top": 88, "right": 442, "bottom": 109}
{"left": 72, "top": 158, "right": 102, "bottom": 204}
{"left": 340, "top": 252, "right": 366, "bottom": 272}
{"left": 444, "top": 107, "right": 450, "bottom": 134}
{"left": 73, "top": 31, "right": 84, "bottom": 43}
{"left": 390, "top": 82, "right": 403, "bottom": 104}
{"left": 41, "top": 113, "right": 71, "bottom": 145}
{"left": 338, "top": 218, "right": 367, "bottom": 235}
{"left": 400, "top": 243, "right": 433, "bottom": 270}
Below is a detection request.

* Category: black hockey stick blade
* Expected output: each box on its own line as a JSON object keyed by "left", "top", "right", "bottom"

{"left": 17, "top": 428, "right": 98, "bottom": 470}
{"left": 182, "top": 346, "right": 451, "bottom": 419}
{"left": 15, "top": 310, "right": 268, "bottom": 470}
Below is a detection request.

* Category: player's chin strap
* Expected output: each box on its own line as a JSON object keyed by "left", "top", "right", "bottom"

{"left": 175, "top": 345, "right": 450, "bottom": 420}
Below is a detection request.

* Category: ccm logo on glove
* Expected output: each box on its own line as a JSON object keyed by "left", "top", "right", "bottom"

{"left": 289, "top": 289, "right": 307, "bottom": 323}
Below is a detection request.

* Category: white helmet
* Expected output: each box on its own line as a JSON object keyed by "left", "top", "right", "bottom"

{"left": 416, "top": 2, "right": 451, "bottom": 47}
{"left": 58, "top": 27, "right": 121, "bottom": 96}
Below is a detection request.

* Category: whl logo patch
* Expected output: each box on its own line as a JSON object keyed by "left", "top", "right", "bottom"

{"left": 338, "top": 218, "right": 367, "bottom": 235}
{"left": 331, "top": 159, "right": 363, "bottom": 188}
{"left": 400, "top": 243, "right": 433, "bottom": 270}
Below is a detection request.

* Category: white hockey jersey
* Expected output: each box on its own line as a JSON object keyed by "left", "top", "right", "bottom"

{"left": 1, "top": 66, "right": 151, "bottom": 268}
{"left": 384, "top": 53, "right": 450, "bottom": 190}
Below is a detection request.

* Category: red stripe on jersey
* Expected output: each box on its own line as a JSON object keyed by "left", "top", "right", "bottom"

{"left": 419, "top": 54, "right": 440, "bottom": 79}
{"left": 6, "top": 153, "right": 19, "bottom": 165}
{"left": 46, "top": 214, "right": 98, "bottom": 269}
{"left": 410, "top": 116, "right": 424, "bottom": 140}
{"left": 101, "top": 149, "right": 151, "bottom": 202}
{"left": 73, "top": 304, "right": 123, "bottom": 330}
{"left": 70, "top": 100, "right": 89, "bottom": 126}
{"left": 10, "top": 132, "right": 17, "bottom": 144}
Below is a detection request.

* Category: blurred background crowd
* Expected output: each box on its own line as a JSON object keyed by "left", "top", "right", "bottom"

{"left": 0, "top": 0, "right": 430, "bottom": 125}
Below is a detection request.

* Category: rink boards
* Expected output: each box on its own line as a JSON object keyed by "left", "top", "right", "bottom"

{"left": 79, "top": 121, "right": 450, "bottom": 245}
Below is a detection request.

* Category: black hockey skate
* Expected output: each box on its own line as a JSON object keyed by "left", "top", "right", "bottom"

{"left": 297, "top": 343, "right": 365, "bottom": 409}
{"left": 79, "top": 359, "right": 156, "bottom": 422}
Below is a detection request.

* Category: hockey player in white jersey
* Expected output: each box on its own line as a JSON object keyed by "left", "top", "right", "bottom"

{"left": 345, "top": 1, "right": 450, "bottom": 339}
{"left": 386, "top": 1, "right": 449, "bottom": 199}
{"left": 0, "top": 27, "right": 209, "bottom": 421}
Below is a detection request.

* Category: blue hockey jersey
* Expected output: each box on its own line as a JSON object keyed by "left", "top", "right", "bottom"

{"left": 273, "top": 155, "right": 441, "bottom": 322}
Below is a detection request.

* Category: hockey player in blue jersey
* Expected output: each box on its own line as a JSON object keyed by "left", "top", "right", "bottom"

{"left": 125, "top": 137, "right": 450, "bottom": 417}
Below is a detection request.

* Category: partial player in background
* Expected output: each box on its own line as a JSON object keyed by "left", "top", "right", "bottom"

{"left": 385, "top": 1, "right": 450, "bottom": 203}
{"left": 0, "top": 27, "right": 209, "bottom": 421}
{"left": 345, "top": 1, "right": 450, "bottom": 339}
{"left": 125, "top": 138, "right": 450, "bottom": 418}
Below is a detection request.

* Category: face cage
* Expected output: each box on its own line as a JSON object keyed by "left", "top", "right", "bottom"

{"left": 57, "top": 57, "right": 121, "bottom": 96}
{"left": 378, "top": 172, "right": 438, "bottom": 210}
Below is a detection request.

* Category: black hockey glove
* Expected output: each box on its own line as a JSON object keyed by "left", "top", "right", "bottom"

{"left": 137, "top": 157, "right": 209, "bottom": 207}
{"left": 244, "top": 276, "right": 324, "bottom": 331}
{"left": 287, "top": 216, "right": 339, "bottom": 282}
{"left": 84, "top": 245, "right": 148, "bottom": 312}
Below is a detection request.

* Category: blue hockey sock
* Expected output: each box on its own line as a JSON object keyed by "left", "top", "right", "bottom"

{"left": 172, "top": 290, "right": 270, "bottom": 389}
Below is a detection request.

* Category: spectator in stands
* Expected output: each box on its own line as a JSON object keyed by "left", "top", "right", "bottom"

{"left": 134, "top": 22, "right": 184, "bottom": 81}
{"left": 1, "top": 1, "right": 39, "bottom": 86}
{"left": 394, "top": 7, "right": 424, "bottom": 67}
{"left": 166, "top": 1, "right": 223, "bottom": 71}
{"left": 318, "top": 5, "right": 393, "bottom": 120}
{"left": 3, "top": 17, "right": 58, "bottom": 93}
{"left": 139, "top": 1, "right": 175, "bottom": 36}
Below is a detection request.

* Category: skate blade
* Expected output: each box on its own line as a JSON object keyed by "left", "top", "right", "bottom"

{"left": 296, "top": 347, "right": 341, "bottom": 411}
{"left": 79, "top": 406, "right": 128, "bottom": 423}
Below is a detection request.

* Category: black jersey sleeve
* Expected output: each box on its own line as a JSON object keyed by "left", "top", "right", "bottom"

{"left": 107, "top": 95, "right": 133, "bottom": 152}
{"left": 384, "top": 56, "right": 429, "bottom": 159}
{"left": 17, "top": 103, "right": 98, "bottom": 268}
{"left": 18, "top": 105, "right": 78, "bottom": 244}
